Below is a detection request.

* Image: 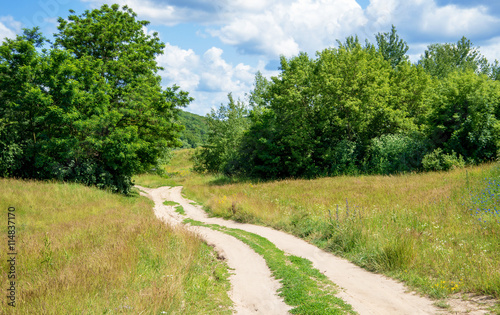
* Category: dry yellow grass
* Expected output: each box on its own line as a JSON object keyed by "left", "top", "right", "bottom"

{"left": 157, "top": 150, "right": 500, "bottom": 301}
{"left": 0, "top": 178, "right": 231, "bottom": 314}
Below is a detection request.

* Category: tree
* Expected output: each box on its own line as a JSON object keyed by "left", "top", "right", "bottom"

{"left": 375, "top": 25, "right": 409, "bottom": 69}
{"left": 193, "top": 94, "right": 249, "bottom": 175}
{"left": 419, "top": 37, "right": 489, "bottom": 78}
{"left": 0, "top": 29, "right": 49, "bottom": 178}
{"left": 427, "top": 70, "right": 500, "bottom": 162}
{"left": 0, "top": 5, "right": 191, "bottom": 193}
{"left": 248, "top": 71, "right": 270, "bottom": 108}
{"left": 177, "top": 110, "right": 209, "bottom": 148}
{"left": 233, "top": 38, "right": 432, "bottom": 179}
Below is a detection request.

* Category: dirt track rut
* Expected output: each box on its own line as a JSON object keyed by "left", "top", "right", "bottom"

{"left": 138, "top": 185, "right": 444, "bottom": 314}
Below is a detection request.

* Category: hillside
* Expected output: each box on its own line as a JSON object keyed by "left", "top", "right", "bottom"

{"left": 177, "top": 110, "right": 209, "bottom": 148}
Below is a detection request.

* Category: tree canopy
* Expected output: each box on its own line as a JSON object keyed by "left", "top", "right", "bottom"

{"left": 0, "top": 5, "right": 191, "bottom": 193}
{"left": 195, "top": 27, "right": 500, "bottom": 178}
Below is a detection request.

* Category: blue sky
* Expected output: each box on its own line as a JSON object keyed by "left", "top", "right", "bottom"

{"left": 1, "top": 0, "right": 500, "bottom": 115}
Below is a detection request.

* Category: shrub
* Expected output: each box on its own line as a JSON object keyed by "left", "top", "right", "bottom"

{"left": 422, "top": 148, "right": 465, "bottom": 171}
{"left": 323, "top": 140, "right": 359, "bottom": 176}
{"left": 365, "top": 133, "right": 429, "bottom": 174}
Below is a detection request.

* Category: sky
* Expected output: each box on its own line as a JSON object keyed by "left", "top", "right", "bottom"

{"left": 1, "top": 0, "right": 500, "bottom": 115}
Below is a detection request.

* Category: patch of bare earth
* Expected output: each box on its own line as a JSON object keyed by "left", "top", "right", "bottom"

{"left": 136, "top": 185, "right": 291, "bottom": 314}
{"left": 138, "top": 185, "right": 499, "bottom": 315}
{"left": 438, "top": 294, "right": 498, "bottom": 314}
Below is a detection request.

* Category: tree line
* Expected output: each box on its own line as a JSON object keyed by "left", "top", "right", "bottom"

{"left": 0, "top": 5, "right": 191, "bottom": 194}
{"left": 194, "top": 26, "right": 500, "bottom": 179}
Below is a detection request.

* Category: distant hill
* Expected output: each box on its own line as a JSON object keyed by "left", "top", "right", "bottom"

{"left": 177, "top": 110, "right": 209, "bottom": 148}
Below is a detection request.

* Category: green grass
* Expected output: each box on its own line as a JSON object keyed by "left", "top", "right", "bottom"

{"left": 0, "top": 178, "right": 232, "bottom": 314}
{"left": 185, "top": 219, "right": 354, "bottom": 314}
{"left": 132, "top": 173, "right": 180, "bottom": 188}
{"left": 162, "top": 200, "right": 186, "bottom": 215}
{"left": 163, "top": 200, "right": 179, "bottom": 206}
{"left": 156, "top": 149, "right": 500, "bottom": 302}
{"left": 175, "top": 205, "right": 186, "bottom": 215}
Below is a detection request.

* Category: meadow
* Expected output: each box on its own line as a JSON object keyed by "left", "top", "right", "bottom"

{"left": 0, "top": 178, "right": 232, "bottom": 314}
{"left": 136, "top": 149, "right": 500, "bottom": 308}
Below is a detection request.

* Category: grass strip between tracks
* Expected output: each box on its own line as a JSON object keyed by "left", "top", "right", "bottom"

{"left": 185, "top": 218, "right": 356, "bottom": 315}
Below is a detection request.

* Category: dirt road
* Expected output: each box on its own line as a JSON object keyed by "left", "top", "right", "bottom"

{"left": 137, "top": 185, "right": 489, "bottom": 315}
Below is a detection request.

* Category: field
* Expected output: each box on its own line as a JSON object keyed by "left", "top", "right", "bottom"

{"left": 138, "top": 149, "right": 500, "bottom": 305}
{"left": 0, "top": 178, "right": 232, "bottom": 314}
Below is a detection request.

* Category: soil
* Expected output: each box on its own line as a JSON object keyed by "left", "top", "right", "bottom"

{"left": 137, "top": 185, "right": 497, "bottom": 315}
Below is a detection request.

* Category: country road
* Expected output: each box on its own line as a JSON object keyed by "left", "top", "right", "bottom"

{"left": 137, "top": 185, "right": 490, "bottom": 315}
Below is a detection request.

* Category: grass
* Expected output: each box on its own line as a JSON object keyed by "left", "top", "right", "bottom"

{"left": 0, "top": 178, "right": 232, "bottom": 314}
{"left": 175, "top": 205, "right": 186, "bottom": 215}
{"left": 162, "top": 200, "right": 186, "bottom": 215}
{"left": 156, "top": 149, "right": 500, "bottom": 302}
{"left": 163, "top": 200, "right": 180, "bottom": 206}
{"left": 185, "top": 219, "right": 354, "bottom": 314}
{"left": 132, "top": 173, "right": 180, "bottom": 188}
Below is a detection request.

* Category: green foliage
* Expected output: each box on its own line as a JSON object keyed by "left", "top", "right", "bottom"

{"left": 0, "top": 5, "right": 191, "bottom": 193}
{"left": 236, "top": 36, "right": 429, "bottom": 178}
{"left": 177, "top": 110, "right": 209, "bottom": 148}
{"left": 365, "top": 133, "right": 429, "bottom": 174}
{"left": 193, "top": 94, "right": 249, "bottom": 175}
{"left": 419, "top": 37, "right": 490, "bottom": 78}
{"left": 324, "top": 140, "right": 359, "bottom": 176}
{"left": 427, "top": 70, "right": 500, "bottom": 162}
{"left": 192, "top": 27, "right": 500, "bottom": 180}
{"left": 422, "top": 148, "right": 465, "bottom": 171}
{"left": 375, "top": 25, "right": 409, "bottom": 68}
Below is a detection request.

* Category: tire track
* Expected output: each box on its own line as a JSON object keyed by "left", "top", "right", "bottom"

{"left": 161, "top": 185, "right": 440, "bottom": 315}
{"left": 137, "top": 185, "right": 291, "bottom": 314}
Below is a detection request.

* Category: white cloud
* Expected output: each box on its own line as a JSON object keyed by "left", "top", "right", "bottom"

{"left": 209, "top": 10, "right": 301, "bottom": 57}
{"left": 74, "top": 0, "right": 500, "bottom": 115}
{"left": 366, "top": 0, "right": 500, "bottom": 41}
{"left": 157, "top": 43, "right": 201, "bottom": 91}
{"left": 210, "top": 0, "right": 366, "bottom": 58}
{"left": 478, "top": 36, "right": 500, "bottom": 63}
{"left": 80, "top": 0, "right": 500, "bottom": 58}
{"left": 157, "top": 44, "right": 260, "bottom": 115}
{"left": 82, "top": 0, "right": 366, "bottom": 58}
{"left": 0, "top": 16, "right": 22, "bottom": 42}
{"left": 420, "top": 4, "right": 499, "bottom": 38}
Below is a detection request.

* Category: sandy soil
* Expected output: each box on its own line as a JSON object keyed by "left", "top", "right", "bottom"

{"left": 137, "top": 185, "right": 495, "bottom": 315}
{"left": 137, "top": 185, "right": 291, "bottom": 314}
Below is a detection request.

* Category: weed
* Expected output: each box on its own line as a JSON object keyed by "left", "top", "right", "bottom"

{"left": 434, "top": 300, "right": 450, "bottom": 309}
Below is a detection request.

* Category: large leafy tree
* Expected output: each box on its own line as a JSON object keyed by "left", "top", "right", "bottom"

{"left": 0, "top": 29, "right": 49, "bottom": 178}
{"left": 375, "top": 25, "right": 409, "bottom": 69}
{"left": 419, "top": 37, "right": 490, "bottom": 78}
{"left": 195, "top": 30, "right": 499, "bottom": 179}
{"left": 0, "top": 5, "right": 191, "bottom": 193}
{"left": 235, "top": 39, "right": 430, "bottom": 178}
{"left": 193, "top": 94, "right": 249, "bottom": 175}
{"left": 427, "top": 70, "right": 500, "bottom": 162}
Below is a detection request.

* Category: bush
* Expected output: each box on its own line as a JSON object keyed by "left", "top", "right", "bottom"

{"left": 324, "top": 140, "right": 359, "bottom": 176}
{"left": 365, "top": 133, "right": 429, "bottom": 174}
{"left": 422, "top": 148, "right": 465, "bottom": 171}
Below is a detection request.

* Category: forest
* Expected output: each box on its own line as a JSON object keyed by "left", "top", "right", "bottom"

{"left": 195, "top": 27, "right": 500, "bottom": 179}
